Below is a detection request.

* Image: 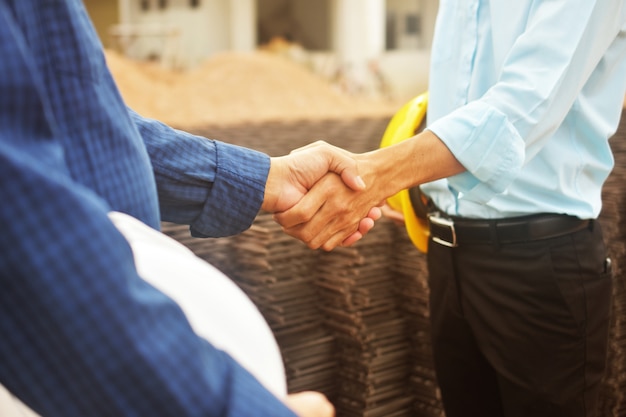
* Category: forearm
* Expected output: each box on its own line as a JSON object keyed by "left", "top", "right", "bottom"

{"left": 358, "top": 130, "right": 465, "bottom": 200}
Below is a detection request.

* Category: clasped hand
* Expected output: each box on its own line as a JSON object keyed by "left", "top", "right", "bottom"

{"left": 263, "top": 141, "right": 384, "bottom": 251}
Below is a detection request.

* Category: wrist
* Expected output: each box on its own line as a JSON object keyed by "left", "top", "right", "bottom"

{"left": 357, "top": 148, "right": 409, "bottom": 201}
{"left": 360, "top": 130, "right": 463, "bottom": 199}
{"left": 262, "top": 158, "right": 280, "bottom": 212}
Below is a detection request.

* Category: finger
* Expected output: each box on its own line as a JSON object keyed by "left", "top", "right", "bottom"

{"left": 326, "top": 147, "right": 365, "bottom": 191}
{"left": 313, "top": 211, "right": 366, "bottom": 250}
{"left": 320, "top": 223, "right": 360, "bottom": 251}
{"left": 273, "top": 190, "right": 326, "bottom": 229}
{"left": 381, "top": 203, "right": 404, "bottom": 221}
{"left": 284, "top": 391, "right": 335, "bottom": 417}
{"left": 308, "top": 200, "right": 378, "bottom": 250}
{"left": 282, "top": 210, "right": 340, "bottom": 250}
{"left": 341, "top": 230, "right": 363, "bottom": 247}
{"left": 340, "top": 171, "right": 366, "bottom": 192}
{"left": 367, "top": 206, "right": 382, "bottom": 221}
{"left": 281, "top": 208, "right": 346, "bottom": 250}
{"left": 299, "top": 142, "right": 366, "bottom": 192}
{"left": 289, "top": 140, "right": 327, "bottom": 154}
{"left": 380, "top": 203, "right": 405, "bottom": 225}
{"left": 301, "top": 207, "right": 379, "bottom": 250}
{"left": 340, "top": 216, "right": 375, "bottom": 247}
{"left": 358, "top": 216, "right": 375, "bottom": 235}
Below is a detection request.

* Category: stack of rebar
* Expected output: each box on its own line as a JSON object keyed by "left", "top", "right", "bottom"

{"left": 388, "top": 226, "right": 444, "bottom": 417}
{"left": 311, "top": 220, "right": 414, "bottom": 417}
{"left": 227, "top": 212, "right": 339, "bottom": 396}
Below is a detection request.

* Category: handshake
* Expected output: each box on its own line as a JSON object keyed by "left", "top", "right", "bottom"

{"left": 262, "top": 141, "right": 385, "bottom": 251}
{"left": 263, "top": 131, "right": 464, "bottom": 251}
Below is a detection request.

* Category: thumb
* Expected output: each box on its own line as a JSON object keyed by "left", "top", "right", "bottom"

{"left": 325, "top": 150, "right": 366, "bottom": 191}
{"left": 292, "top": 141, "right": 367, "bottom": 191}
{"left": 341, "top": 170, "right": 366, "bottom": 191}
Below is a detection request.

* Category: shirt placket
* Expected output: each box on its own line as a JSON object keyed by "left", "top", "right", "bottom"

{"left": 456, "top": 0, "right": 480, "bottom": 107}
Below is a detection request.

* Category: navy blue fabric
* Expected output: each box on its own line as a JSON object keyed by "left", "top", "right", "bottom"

{"left": 0, "top": 1, "right": 293, "bottom": 416}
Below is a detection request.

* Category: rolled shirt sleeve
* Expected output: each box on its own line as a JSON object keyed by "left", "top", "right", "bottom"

{"left": 427, "top": 101, "right": 525, "bottom": 203}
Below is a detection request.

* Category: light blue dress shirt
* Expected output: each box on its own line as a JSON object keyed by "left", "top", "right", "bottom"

{"left": 422, "top": 0, "right": 626, "bottom": 219}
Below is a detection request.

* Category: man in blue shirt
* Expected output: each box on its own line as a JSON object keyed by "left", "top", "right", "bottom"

{"left": 277, "top": 1, "right": 626, "bottom": 416}
{"left": 0, "top": 1, "right": 381, "bottom": 416}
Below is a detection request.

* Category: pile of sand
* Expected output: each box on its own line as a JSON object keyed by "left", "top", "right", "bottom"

{"left": 105, "top": 50, "right": 397, "bottom": 127}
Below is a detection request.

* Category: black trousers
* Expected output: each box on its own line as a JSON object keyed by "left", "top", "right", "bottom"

{"left": 426, "top": 220, "right": 612, "bottom": 417}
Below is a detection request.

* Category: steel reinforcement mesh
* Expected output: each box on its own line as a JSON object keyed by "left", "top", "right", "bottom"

{"left": 162, "top": 113, "right": 626, "bottom": 417}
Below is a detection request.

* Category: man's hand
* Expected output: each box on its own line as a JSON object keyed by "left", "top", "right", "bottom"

{"left": 283, "top": 391, "right": 335, "bottom": 417}
{"left": 275, "top": 172, "right": 385, "bottom": 251}
{"left": 261, "top": 141, "right": 380, "bottom": 247}
{"left": 262, "top": 141, "right": 365, "bottom": 213}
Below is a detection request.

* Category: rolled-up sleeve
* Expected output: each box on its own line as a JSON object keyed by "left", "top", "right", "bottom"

{"left": 427, "top": 101, "right": 525, "bottom": 202}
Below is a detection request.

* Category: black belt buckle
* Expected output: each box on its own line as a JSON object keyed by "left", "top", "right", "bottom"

{"left": 429, "top": 213, "right": 458, "bottom": 247}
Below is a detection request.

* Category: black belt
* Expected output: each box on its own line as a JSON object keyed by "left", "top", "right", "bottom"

{"left": 428, "top": 212, "right": 591, "bottom": 247}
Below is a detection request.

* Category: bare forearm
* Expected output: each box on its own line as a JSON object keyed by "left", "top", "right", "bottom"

{"left": 357, "top": 130, "right": 465, "bottom": 201}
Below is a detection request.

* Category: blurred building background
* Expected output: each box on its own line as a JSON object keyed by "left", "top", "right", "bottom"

{"left": 83, "top": 0, "right": 437, "bottom": 102}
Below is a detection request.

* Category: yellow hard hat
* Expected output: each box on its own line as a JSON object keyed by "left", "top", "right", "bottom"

{"left": 379, "top": 92, "right": 429, "bottom": 253}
